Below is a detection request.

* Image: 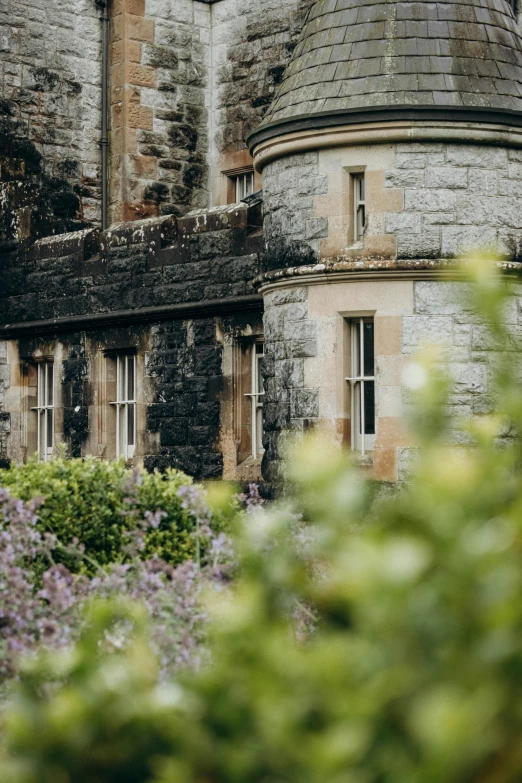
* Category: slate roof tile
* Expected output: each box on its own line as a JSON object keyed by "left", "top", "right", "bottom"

{"left": 253, "top": 0, "right": 522, "bottom": 136}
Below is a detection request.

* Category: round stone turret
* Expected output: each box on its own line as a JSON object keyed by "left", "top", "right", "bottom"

{"left": 249, "top": 1, "right": 522, "bottom": 486}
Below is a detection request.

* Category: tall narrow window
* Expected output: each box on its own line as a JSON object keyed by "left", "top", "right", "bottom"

{"left": 354, "top": 174, "right": 366, "bottom": 242}
{"left": 31, "top": 361, "right": 54, "bottom": 462}
{"left": 244, "top": 341, "right": 264, "bottom": 458}
{"left": 346, "top": 319, "right": 375, "bottom": 454}
{"left": 234, "top": 171, "right": 254, "bottom": 202}
{"left": 110, "top": 354, "right": 136, "bottom": 460}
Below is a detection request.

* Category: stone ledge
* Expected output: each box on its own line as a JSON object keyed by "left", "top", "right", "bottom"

{"left": 20, "top": 204, "right": 263, "bottom": 265}
{"left": 100, "top": 215, "right": 177, "bottom": 253}
{"left": 180, "top": 203, "right": 261, "bottom": 236}
{"left": 255, "top": 258, "right": 522, "bottom": 291}
{"left": 28, "top": 228, "right": 101, "bottom": 262}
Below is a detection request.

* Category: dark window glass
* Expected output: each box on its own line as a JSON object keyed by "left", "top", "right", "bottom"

{"left": 364, "top": 381, "right": 375, "bottom": 435}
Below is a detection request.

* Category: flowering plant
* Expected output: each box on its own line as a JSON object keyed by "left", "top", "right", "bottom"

{"left": 0, "top": 472, "right": 234, "bottom": 689}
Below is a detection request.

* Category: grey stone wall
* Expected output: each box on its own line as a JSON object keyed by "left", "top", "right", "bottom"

{"left": 262, "top": 285, "right": 319, "bottom": 482}
{"left": 262, "top": 152, "right": 328, "bottom": 270}
{"left": 385, "top": 143, "right": 522, "bottom": 261}
{"left": 209, "top": 0, "right": 313, "bottom": 161}
{"left": 130, "top": 0, "right": 211, "bottom": 218}
{"left": 260, "top": 142, "right": 522, "bottom": 268}
{"left": 398, "top": 278, "right": 522, "bottom": 477}
{"left": 0, "top": 0, "right": 102, "bottom": 224}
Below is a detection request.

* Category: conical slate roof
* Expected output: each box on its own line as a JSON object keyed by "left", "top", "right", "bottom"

{"left": 249, "top": 0, "right": 522, "bottom": 148}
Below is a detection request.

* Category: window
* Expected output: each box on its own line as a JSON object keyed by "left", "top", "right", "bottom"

{"left": 234, "top": 171, "right": 254, "bottom": 202}
{"left": 353, "top": 174, "right": 366, "bottom": 242}
{"left": 110, "top": 354, "right": 136, "bottom": 460}
{"left": 243, "top": 341, "right": 264, "bottom": 458}
{"left": 346, "top": 319, "right": 375, "bottom": 454}
{"left": 31, "top": 361, "right": 54, "bottom": 462}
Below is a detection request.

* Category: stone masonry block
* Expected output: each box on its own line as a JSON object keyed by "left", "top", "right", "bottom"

{"left": 445, "top": 146, "right": 508, "bottom": 169}
{"left": 289, "top": 389, "right": 320, "bottom": 419}
{"left": 0, "top": 365, "right": 10, "bottom": 389}
{"left": 385, "top": 212, "right": 422, "bottom": 234}
{"left": 468, "top": 169, "right": 498, "bottom": 195}
{"left": 449, "top": 363, "right": 488, "bottom": 394}
{"left": 404, "top": 189, "right": 456, "bottom": 212}
{"left": 425, "top": 167, "right": 468, "bottom": 189}
{"left": 385, "top": 169, "right": 425, "bottom": 189}
{"left": 279, "top": 359, "right": 305, "bottom": 389}
{"left": 402, "top": 315, "right": 454, "bottom": 353}
{"left": 397, "top": 231, "right": 441, "bottom": 259}
{"left": 422, "top": 212, "right": 456, "bottom": 226}
{"left": 441, "top": 226, "right": 498, "bottom": 257}
{"left": 396, "top": 152, "right": 428, "bottom": 169}
{"left": 414, "top": 281, "right": 472, "bottom": 315}
{"left": 284, "top": 320, "right": 317, "bottom": 342}
{"left": 305, "top": 217, "right": 329, "bottom": 240}
{"left": 291, "top": 339, "right": 318, "bottom": 358}
{"left": 280, "top": 302, "right": 309, "bottom": 323}
{"left": 264, "top": 288, "right": 308, "bottom": 307}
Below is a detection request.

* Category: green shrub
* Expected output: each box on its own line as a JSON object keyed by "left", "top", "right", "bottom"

{"left": 0, "top": 456, "right": 212, "bottom": 573}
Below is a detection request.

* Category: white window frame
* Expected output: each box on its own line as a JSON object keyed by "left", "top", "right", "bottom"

{"left": 244, "top": 341, "right": 264, "bottom": 458}
{"left": 235, "top": 170, "right": 254, "bottom": 202}
{"left": 31, "top": 361, "right": 54, "bottom": 462}
{"left": 345, "top": 318, "right": 375, "bottom": 455}
{"left": 109, "top": 354, "right": 136, "bottom": 460}
{"left": 353, "top": 173, "right": 366, "bottom": 242}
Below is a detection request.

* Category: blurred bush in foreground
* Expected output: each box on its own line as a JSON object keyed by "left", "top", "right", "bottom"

{"left": 3, "top": 259, "right": 522, "bottom": 783}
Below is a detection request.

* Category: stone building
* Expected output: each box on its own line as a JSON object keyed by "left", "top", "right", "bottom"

{"left": 1, "top": 0, "right": 522, "bottom": 485}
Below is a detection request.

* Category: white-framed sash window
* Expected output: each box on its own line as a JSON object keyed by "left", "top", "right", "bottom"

{"left": 354, "top": 173, "right": 366, "bottom": 242}
{"left": 244, "top": 341, "right": 264, "bottom": 458}
{"left": 235, "top": 171, "right": 254, "bottom": 202}
{"left": 110, "top": 354, "right": 136, "bottom": 460}
{"left": 346, "top": 318, "right": 375, "bottom": 455}
{"left": 31, "top": 361, "right": 54, "bottom": 462}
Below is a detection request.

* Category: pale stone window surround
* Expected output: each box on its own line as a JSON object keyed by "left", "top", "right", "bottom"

{"left": 19, "top": 349, "right": 63, "bottom": 464}
{"left": 221, "top": 165, "right": 256, "bottom": 205}
{"left": 220, "top": 322, "right": 264, "bottom": 482}
{"left": 346, "top": 317, "right": 375, "bottom": 455}
{"left": 244, "top": 340, "right": 264, "bottom": 459}
{"left": 314, "top": 145, "right": 402, "bottom": 260}
{"left": 85, "top": 344, "right": 148, "bottom": 465}
{"left": 108, "top": 352, "right": 137, "bottom": 461}
{"left": 32, "top": 360, "right": 54, "bottom": 463}
{"left": 233, "top": 336, "right": 264, "bottom": 464}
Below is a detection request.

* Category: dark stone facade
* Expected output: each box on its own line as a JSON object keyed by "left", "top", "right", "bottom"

{"left": 0, "top": 204, "right": 263, "bottom": 479}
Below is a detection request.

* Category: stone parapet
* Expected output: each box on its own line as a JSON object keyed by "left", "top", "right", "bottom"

{"left": 0, "top": 205, "right": 263, "bottom": 329}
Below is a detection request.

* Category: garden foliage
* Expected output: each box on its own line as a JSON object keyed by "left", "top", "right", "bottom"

{"left": 3, "top": 259, "right": 522, "bottom": 782}
{"left": 0, "top": 471, "right": 234, "bottom": 689}
{"left": 0, "top": 457, "right": 216, "bottom": 572}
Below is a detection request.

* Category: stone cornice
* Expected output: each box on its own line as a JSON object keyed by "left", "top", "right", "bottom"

{"left": 251, "top": 115, "right": 522, "bottom": 172}
{"left": 0, "top": 295, "right": 263, "bottom": 340}
{"left": 255, "top": 258, "right": 522, "bottom": 294}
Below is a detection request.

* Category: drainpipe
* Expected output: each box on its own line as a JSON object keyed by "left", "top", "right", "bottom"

{"left": 97, "top": 0, "right": 110, "bottom": 231}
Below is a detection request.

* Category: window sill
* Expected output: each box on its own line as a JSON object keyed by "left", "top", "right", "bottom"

{"left": 353, "top": 452, "right": 374, "bottom": 469}
{"left": 236, "top": 454, "right": 263, "bottom": 482}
